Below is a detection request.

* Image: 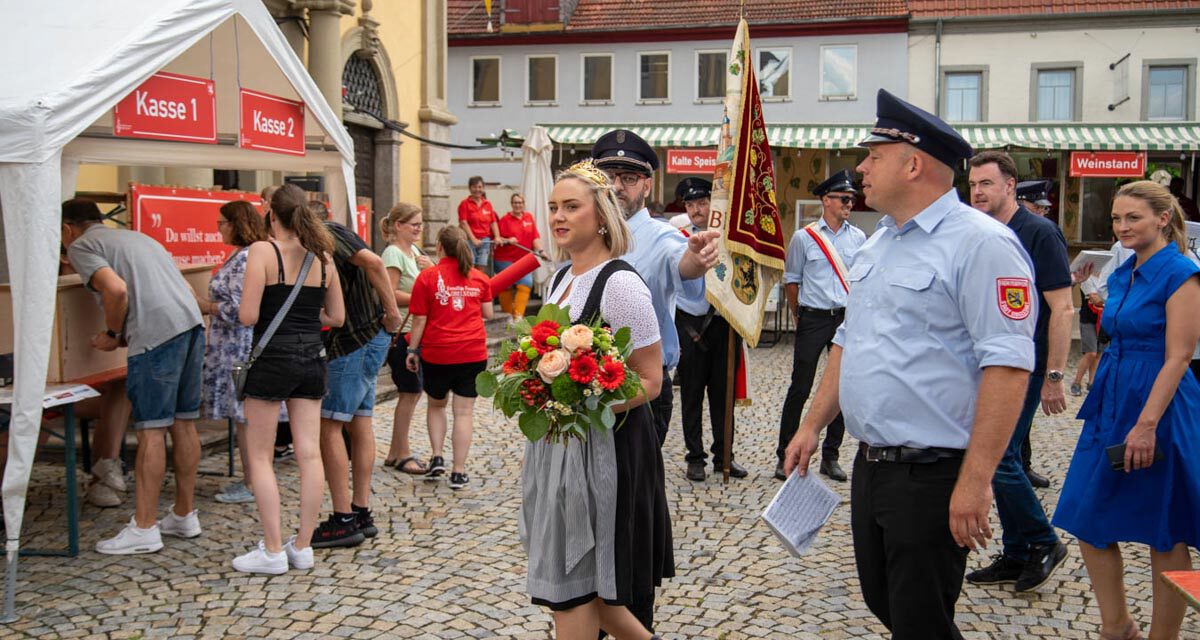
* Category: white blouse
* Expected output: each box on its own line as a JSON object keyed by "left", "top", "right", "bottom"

{"left": 547, "top": 260, "right": 660, "bottom": 350}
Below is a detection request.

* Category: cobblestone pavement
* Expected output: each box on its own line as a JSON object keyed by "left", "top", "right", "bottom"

{"left": 5, "top": 343, "right": 1198, "bottom": 639}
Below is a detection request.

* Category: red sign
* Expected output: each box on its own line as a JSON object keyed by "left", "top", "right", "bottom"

{"left": 355, "top": 204, "right": 371, "bottom": 246}
{"left": 129, "top": 184, "right": 262, "bottom": 266}
{"left": 113, "top": 72, "right": 217, "bottom": 143}
{"left": 239, "top": 89, "right": 306, "bottom": 156}
{"left": 667, "top": 149, "right": 718, "bottom": 175}
{"left": 1070, "top": 151, "right": 1147, "bottom": 178}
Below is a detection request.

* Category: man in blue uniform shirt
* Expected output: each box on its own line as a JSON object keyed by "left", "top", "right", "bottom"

{"left": 965, "top": 151, "right": 1072, "bottom": 592}
{"left": 776, "top": 169, "right": 866, "bottom": 482}
{"left": 784, "top": 89, "right": 1036, "bottom": 639}
{"left": 1016, "top": 179, "right": 1054, "bottom": 217}
{"left": 591, "top": 129, "right": 719, "bottom": 446}
{"left": 673, "top": 177, "right": 748, "bottom": 481}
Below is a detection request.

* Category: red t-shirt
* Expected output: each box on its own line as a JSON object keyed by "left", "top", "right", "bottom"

{"left": 494, "top": 212, "right": 540, "bottom": 263}
{"left": 409, "top": 258, "right": 493, "bottom": 365}
{"left": 457, "top": 197, "right": 497, "bottom": 240}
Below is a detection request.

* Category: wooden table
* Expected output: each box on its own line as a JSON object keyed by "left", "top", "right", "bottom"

{"left": 1162, "top": 571, "right": 1200, "bottom": 612}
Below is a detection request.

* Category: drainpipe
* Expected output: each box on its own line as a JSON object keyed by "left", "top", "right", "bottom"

{"left": 933, "top": 19, "right": 943, "bottom": 116}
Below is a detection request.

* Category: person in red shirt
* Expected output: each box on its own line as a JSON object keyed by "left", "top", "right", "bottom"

{"left": 406, "top": 226, "right": 493, "bottom": 490}
{"left": 494, "top": 193, "right": 545, "bottom": 320}
{"left": 457, "top": 176, "right": 499, "bottom": 274}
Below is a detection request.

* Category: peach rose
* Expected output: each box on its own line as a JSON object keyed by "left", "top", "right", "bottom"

{"left": 536, "top": 349, "right": 571, "bottom": 383}
{"left": 560, "top": 325, "right": 595, "bottom": 353}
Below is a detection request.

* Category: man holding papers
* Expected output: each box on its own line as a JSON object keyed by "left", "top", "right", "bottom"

{"left": 783, "top": 90, "right": 1036, "bottom": 640}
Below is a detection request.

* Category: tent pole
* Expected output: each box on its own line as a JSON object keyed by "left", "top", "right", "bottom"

{"left": 1, "top": 551, "right": 15, "bottom": 623}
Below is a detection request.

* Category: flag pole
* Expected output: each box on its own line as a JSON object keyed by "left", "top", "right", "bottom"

{"left": 721, "top": 324, "right": 736, "bottom": 483}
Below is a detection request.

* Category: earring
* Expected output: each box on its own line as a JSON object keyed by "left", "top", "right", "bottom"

{"left": 598, "top": 227, "right": 608, "bottom": 236}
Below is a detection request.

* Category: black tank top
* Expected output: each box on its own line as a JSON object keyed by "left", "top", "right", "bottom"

{"left": 254, "top": 242, "right": 327, "bottom": 339}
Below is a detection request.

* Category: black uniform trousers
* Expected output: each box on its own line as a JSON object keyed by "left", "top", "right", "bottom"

{"left": 851, "top": 450, "right": 968, "bottom": 640}
{"left": 648, "top": 365, "right": 672, "bottom": 447}
{"left": 675, "top": 310, "right": 740, "bottom": 466}
{"left": 777, "top": 308, "right": 846, "bottom": 463}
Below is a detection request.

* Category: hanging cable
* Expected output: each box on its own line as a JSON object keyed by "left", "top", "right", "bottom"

{"left": 345, "top": 100, "right": 513, "bottom": 150}
{"left": 233, "top": 16, "right": 242, "bottom": 90}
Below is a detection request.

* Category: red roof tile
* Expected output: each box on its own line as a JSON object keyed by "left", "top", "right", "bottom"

{"left": 908, "top": 0, "right": 1200, "bottom": 18}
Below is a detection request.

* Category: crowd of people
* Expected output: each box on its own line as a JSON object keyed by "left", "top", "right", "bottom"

{"left": 53, "top": 86, "right": 1199, "bottom": 638}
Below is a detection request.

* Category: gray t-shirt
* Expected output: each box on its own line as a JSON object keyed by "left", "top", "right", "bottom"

{"left": 67, "top": 225, "right": 202, "bottom": 354}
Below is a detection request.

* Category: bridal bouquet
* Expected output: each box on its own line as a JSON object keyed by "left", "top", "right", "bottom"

{"left": 476, "top": 304, "right": 642, "bottom": 443}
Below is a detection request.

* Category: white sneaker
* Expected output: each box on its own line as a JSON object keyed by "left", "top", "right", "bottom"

{"left": 92, "top": 458, "right": 126, "bottom": 492}
{"left": 284, "top": 536, "right": 314, "bottom": 570}
{"left": 214, "top": 482, "right": 255, "bottom": 504}
{"left": 159, "top": 507, "right": 202, "bottom": 538}
{"left": 86, "top": 481, "right": 122, "bottom": 508}
{"left": 232, "top": 541, "right": 288, "bottom": 575}
{"left": 95, "top": 517, "right": 163, "bottom": 555}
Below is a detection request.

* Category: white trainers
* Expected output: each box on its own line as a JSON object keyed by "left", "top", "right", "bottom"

{"left": 214, "top": 482, "right": 255, "bottom": 504}
{"left": 86, "top": 481, "right": 122, "bottom": 508}
{"left": 159, "top": 507, "right": 202, "bottom": 538}
{"left": 284, "top": 536, "right": 314, "bottom": 570}
{"left": 232, "top": 541, "right": 288, "bottom": 575}
{"left": 92, "top": 458, "right": 126, "bottom": 493}
{"left": 95, "top": 517, "right": 163, "bottom": 555}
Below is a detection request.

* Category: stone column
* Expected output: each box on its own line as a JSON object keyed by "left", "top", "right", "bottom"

{"left": 262, "top": 0, "right": 307, "bottom": 58}
{"left": 295, "top": 0, "right": 356, "bottom": 119}
{"left": 419, "top": 0, "right": 457, "bottom": 247}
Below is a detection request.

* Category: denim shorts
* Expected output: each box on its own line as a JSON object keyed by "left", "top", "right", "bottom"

{"left": 126, "top": 325, "right": 205, "bottom": 430}
{"left": 386, "top": 333, "right": 423, "bottom": 394}
{"left": 321, "top": 329, "right": 390, "bottom": 422}
{"left": 493, "top": 259, "right": 533, "bottom": 288}
{"left": 472, "top": 237, "right": 492, "bottom": 266}
{"left": 243, "top": 333, "right": 327, "bottom": 402}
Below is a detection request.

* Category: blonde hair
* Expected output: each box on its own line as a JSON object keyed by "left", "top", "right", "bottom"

{"left": 1115, "top": 180, "right": 1188, "bottom": 253}
{"left": 379, "top": 202, "right": 422, "bottom": 242}
{"left": 551, "top": 161, "right": 632, "bottom": 261}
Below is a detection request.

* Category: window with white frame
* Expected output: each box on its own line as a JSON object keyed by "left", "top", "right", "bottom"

{"left": 581, "top": 54, "right": 613, "bottom": 103}
{"left": 527, "top": 55, "right": 557, "bottom": 104}
{"left": 639, "top": 52, "right": 670, "bottom": 102}
{"left": 820, "top": 45, "right": 857, "bottom": 100}
{"left": 757, "top": 48, "right": 791, "bottom": 99}
{"left": 470, "top": 57, "right": 500, "bottom": 105}
{"left": 945, "top": 72, "right": 982, "bottom": 122}
{"left": 1147, "top": 66, "right": 1187, "bottom": 120}
{"left": 1036, "top": 69, "right": 1074, "bottom": 121}
{"left": 696, "top": 51, "right": 726, "bottom": 101}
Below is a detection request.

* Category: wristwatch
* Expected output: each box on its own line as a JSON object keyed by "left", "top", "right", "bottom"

{"left": 1047, "top": 370, "right": 1064, "bottom": 382}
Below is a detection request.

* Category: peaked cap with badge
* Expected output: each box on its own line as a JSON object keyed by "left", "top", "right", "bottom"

{"left": 813, "top": 169, "right": 857, "bottom": 197}
{"left": 591, "top": 129, "right": 659, "bottom": 176}
{"left": 859, "top": 89, "right": 973, "bottom": 170}
{"left": 1016, "top": 179, "right": 1054, "bottom": 207}
{"left": 675, "top": 177, "right": 713, "bottom": 202}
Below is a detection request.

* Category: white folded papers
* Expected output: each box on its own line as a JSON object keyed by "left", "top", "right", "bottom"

{"left": 1070, "top": 249, "right": 1114, "bottom": 274}
{"left": 761, "top": 468, "right": 840, "bottom": 557}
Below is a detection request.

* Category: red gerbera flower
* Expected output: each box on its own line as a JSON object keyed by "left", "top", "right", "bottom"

{"left": 568, "top": 351, "right": 599, "bottom": 384}
{"left": 502, "top": 350, "right": 530, "bottom": 374}
{"left": 597, "top": 356, "right": 626, "bottom": 391}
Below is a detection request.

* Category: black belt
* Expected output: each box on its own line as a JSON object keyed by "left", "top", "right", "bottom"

{"left": 859, "top": 442, "right": 964, "bottom": 464}
{"left": 800, "top": 306, "right": 845, "bottom": 316}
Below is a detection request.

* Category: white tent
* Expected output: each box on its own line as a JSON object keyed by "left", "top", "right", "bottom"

{"left": 521, "top": 126, "right": 555, "bottom": 291}
{"left": 0, "top": 0, "right": 355, "bottom": 615}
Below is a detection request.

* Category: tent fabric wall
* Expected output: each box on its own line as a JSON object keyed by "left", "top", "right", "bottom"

{"left": 521, "top": 126, "right": 554, "bottom": 291}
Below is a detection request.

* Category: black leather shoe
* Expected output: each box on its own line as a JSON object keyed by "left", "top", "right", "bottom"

{"left": 713, "top": 461, "right": 749, "bottom": 479}
{"left": 819, "top": 458, "right": 848, "bottom": 482}
{"left": 966, "top": 553, "right": 1023, "bottom": 585}
{"left": 1015, "top": 541, "right": 1069, "bottom": 592}
{"left": 773, "top": 462, "right": 787, "bottom": 481}
{"left": 1025, "top": 467, "right": 1051, "bottom": 489}
{"left": 686, "top": 462, "right": 706, "bottom": 482}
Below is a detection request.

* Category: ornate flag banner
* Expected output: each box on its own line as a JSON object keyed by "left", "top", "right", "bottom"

{"left": 705, "top": 18, "right": 786, "bottom": 347}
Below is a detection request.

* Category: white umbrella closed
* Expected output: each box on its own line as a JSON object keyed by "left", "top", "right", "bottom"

{"left": 520, "top": 126, "right": 555, "bottom": 293}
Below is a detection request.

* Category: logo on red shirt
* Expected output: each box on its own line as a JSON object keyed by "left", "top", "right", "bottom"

{"left": 996, "top": 277, "right": 1032, "bottom": 320}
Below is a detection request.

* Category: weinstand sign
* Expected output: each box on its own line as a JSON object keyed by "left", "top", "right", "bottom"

{"left": 1069, "top": 152, "right": 1147, "bottom": 178}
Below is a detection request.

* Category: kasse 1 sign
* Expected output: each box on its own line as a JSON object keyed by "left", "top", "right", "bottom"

{"left": 113, "top": 72, "right": 217, "bottom": 143}
{"left": 239, "top": 89, "right": 306, "bottom": 156}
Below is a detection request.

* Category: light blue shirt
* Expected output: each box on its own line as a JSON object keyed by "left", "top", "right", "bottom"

{"left": 624, "top": 208, "right": 689, "bottom": 368}
{"left": 783, "top": 217, "right": 866, "bottom": 309}
{"left": 833, "top": 189, "right": 1037, "bottom": 450}
{"left": 675, "top": 225, "right": 712, "bottom": 316}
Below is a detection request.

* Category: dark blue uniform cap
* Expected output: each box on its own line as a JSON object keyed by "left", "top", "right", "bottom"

{"left": 859, "top": 89, "right": 973, "bottom": 170}
{"left": 591, "top": 129, "right": 659, "bottom": 176}
{"left": 675, "top": 177, "right": 712, "bottom": 202}
{"left": 1016, "top": 179, "right": 1054, "bottom": 207}
{"left": 814, "top": 169, "right": 857, "bottom": 197}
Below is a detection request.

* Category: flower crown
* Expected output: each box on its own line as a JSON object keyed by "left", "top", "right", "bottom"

{"left": 564, "top": 159, "right": 610, "bottom": 188}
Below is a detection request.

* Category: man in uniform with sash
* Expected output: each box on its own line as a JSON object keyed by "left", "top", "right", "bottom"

{"left": 775, "top": 170, "right": 865, "bottom": 481}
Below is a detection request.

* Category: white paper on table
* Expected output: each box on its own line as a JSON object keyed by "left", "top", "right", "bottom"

{"left": 1070, "top": 249, "right": 1114, "bottom": 274}
{"left": 0, "top": 384, "right": 99, "bottom": 409}
{"left": 1186, "top": 221, "right": 1199, "bottom": 257}
{"left": 761, "top": 468, "right": 841, "bottom": 557}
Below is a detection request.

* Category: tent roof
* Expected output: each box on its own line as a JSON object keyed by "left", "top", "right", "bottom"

{"left": 0, "top": 0, "right": 354, "bottom": 171}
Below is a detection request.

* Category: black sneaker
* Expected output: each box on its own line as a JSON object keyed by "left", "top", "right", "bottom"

{"left": 1015, "top": 541, "right": 1069, "bottom": 592}
{"left": 273, "top": 444, "right": 294, "bottom": 462}
{"left": 965, "top": 554, "right": 1024, "bottom": 585}
{"left": 449, "top": 472, "right": 469, "bottom": 490}
{"left": 355, "top": 509, "right": 378, "bottom": 539}
{"left": 310, "top": 514, "right": 365, "bottom": 549}
{"left": 425, "top": 456, "right": 446, "bottom": 481}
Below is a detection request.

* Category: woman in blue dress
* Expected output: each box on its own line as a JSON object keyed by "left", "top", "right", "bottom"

{"left": 1053, "top": 180, "right": 1200, "bottom": 640}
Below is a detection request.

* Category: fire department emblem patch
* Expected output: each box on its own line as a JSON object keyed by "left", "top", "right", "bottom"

{"left": 996, "top": 277, "right": 1031, "bottom": 320}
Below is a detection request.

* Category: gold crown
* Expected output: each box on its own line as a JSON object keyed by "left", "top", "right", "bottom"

{"left": 565, "top": 159, "right": 610, "bottom": 187}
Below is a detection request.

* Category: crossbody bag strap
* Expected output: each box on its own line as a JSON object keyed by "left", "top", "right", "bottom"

{"left": 248, "top": 251, "right": 315, "bottom": 362}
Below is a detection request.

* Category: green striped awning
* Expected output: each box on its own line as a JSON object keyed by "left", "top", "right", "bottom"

{"left": 542, "top": 123, "right": 1200, "bottom": 152}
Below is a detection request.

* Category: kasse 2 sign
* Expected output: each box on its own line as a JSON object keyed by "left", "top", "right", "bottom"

{"left": 239, "top": 89, "right": 306, "bottom": 156}
{"left": 113, "top": 72, "right": 217, "bottom": 143}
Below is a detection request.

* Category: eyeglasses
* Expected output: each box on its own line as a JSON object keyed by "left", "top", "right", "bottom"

{"left": 826, "top": 195, "right": 855, "bottom": 206}
{"left": 408, "top": 221, "right": 424, "bottom": 228}
{"left": 216, "top": 219, "right": 230, "bottom": 227}
{"left": 604, "top": 172, "right": 645, "bottom": 187}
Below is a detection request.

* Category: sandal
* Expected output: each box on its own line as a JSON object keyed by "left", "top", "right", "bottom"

{"left": 394, "top": 456, "right": 427, "bottom": 475}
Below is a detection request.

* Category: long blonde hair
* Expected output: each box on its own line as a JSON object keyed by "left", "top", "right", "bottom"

{"left": 379, "top": 202, "right": 422, "bottom": 243}
{"left": 551, "top": 161, "right": 632, "bottom": 261}
{"left": 1115, "top": 180, "right": 1188, "bottom": 253}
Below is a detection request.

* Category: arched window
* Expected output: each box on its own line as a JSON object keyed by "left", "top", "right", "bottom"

{"left": 343, "top": 55, "right": 384, "bottom": 117}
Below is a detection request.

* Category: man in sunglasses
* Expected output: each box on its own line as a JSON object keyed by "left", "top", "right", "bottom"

{"left": 775, "top": 169, "right": 865, "bottom": 482}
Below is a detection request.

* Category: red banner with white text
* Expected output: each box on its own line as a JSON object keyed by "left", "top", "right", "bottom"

{"left": 129, "top": 184, "right": 262, "bottom": 266}
{"left": 113, "top": 72, "right": 217, "bottom": 144}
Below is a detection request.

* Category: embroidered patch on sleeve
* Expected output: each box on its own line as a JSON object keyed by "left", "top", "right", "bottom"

{"left": 996, "top": 277, "right": 1032, "bottom": 320}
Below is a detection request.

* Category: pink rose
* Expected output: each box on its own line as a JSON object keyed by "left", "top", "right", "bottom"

{"left": 560, "top": 325, "right": 595, "bottom": 353}
{"left": 536, "top": 349, "right": 571, "bottom": 383}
